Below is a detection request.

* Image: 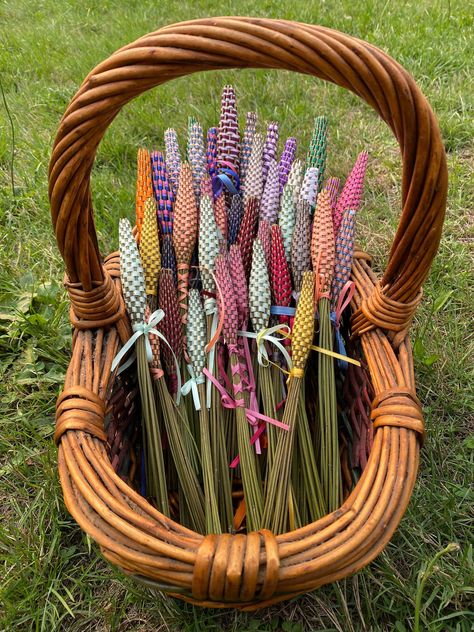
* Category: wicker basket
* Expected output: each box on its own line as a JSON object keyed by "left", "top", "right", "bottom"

{"left": 48, "top": 18, "right": 447, "bottom": 610}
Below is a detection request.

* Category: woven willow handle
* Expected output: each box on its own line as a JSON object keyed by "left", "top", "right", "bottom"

{"left": 48, "top": 17, "right": 447, "bottom": 308}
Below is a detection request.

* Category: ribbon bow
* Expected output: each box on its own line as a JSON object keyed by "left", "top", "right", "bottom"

{"left": 181, "top": 365, "right": 205, "bottom": 411}
{"left": 111, "top": 309, "right": 182, "bottom": 403}
{"left": 212, "top": 160, "right": 240, "bottom": 197}
{"left": 238, "top": 324, "right": 293, "bottom": 370}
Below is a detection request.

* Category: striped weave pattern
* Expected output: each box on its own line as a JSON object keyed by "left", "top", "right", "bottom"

{"left": 227, "top": 194, "right": 243, "bottom": 246}
{"left": 215, "top": 254, "right": 239, "bottom": 345}
{"left": 331, "top": 208, "right": 357, "bottom": 306}
{"left": 306, "top": 116, "right": 328, "bottom": 189}
{"left": 333, "top": 151, "right": 368, "bottom": 235}
{"left": 135, "top": 148, "right": 153, "bottom": 241}
{"left": 278, "top": 137, "right": 297, "bottom": 193}
{"left": 217, "top": 85, "right": 240, "bottom": 170}
{"left": 151, "top": 150, "right": 174, "bottom": 235}
{"left": 279, "top": 185, "right": 296, "bottom": 261}
{"left": 140, "top": 198, "right": 161, "bottom": 297}
{"left": 262, "top": 121, "right": 279, "bottom": 182}
{"left": 188, "top": 122, "right": 207, "bottom": 203}
{"left": 206, "top": 127, "right": 218, "bottom": 178}
{"left": 259, "top": 158, "right": 280, "bottom": 224}
{"left": 236, "top": 197, "right": 259, "bottom": 277}
{"left": 270, "top": 225, "right": 292, "bottom": 309}
{"left": 228, "top": 245, "right": 249, "bottom": 329}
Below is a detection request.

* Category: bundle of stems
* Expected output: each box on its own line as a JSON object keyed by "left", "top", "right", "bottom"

{"left": 118, "top": 218, "right": 168, "bottom": 514}
{"left": 262, "top": 272, "right": 315, "bottom": 534}
{"left": 186, "top": 289, "right": 221, "bottom": 533}
{"left": 311, "top": 189, "right": 341, "bottom": 512}
{"left": 215, "top": 253, "right": 263, "bottom": 531}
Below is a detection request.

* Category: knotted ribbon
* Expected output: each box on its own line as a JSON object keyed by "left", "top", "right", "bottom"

{"left": 181, "top": 365, "right": 205, "bottom": 411}
{"left": 202, "top": 367, "right": 290, "bottom": 467}
{"left": 238, "top": 324, "right": 293, "bottom": 370}
{"left": 111, "top": 309, "right": 182, "bottom": 403}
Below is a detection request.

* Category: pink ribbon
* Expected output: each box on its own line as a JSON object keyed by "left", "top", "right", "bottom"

{"left": 334, "top": 280, "right": 356, "bottom": 327}
{"left": 202, "top": 366, "right": 290, "bottom": 468}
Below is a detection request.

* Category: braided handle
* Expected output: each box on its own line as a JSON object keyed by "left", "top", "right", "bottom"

{"left": 49, "top": 17, "right": 447, "bottom": 311}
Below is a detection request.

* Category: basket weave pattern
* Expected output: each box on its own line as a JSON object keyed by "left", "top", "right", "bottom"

{"left": 49, "top": 17, "right": 446, "bottom": 610}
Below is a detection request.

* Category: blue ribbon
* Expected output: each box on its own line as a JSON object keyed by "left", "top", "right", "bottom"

{"left": 212, "top": 168, "right": 240, "bottom": 197}
{"left": 270, "top": 305, "right": 296, "bottom": 317}
{"left": 111, "top": 309, "right": 182, "bottom": 403}
{"left": 181, "top": 365, "right": 205, "bottom": 411}
{"left": 330, "top": 311, "right": 348, "bottom": 371}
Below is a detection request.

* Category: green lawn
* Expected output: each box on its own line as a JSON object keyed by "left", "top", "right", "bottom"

{"left": 0, "top": 1, "right": 473, "bottom": 630}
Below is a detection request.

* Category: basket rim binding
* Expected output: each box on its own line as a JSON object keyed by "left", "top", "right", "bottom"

{"left": 49, "top": 17, "right": 447, "bottom": 609}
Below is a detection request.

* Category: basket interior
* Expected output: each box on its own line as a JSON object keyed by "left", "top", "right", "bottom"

{"left": 104, "top": 300, "right": 374, "bottom": 533}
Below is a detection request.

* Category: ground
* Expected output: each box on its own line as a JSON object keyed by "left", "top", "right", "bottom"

{"left": 0, "top": 1, "right": 473, "bottom": 630}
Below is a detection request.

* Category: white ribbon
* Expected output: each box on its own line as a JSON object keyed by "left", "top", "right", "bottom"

{"left": 111, "top": 309, "right": 182, "bottom": 403}
{"left": 181, "top": 365, "right": 205, "bottom": 411}
{"left": 238, "top": 324, "right": 293, "bottom": 370}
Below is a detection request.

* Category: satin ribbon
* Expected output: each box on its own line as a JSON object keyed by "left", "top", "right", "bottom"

{"left": 212, "top": 160, "right": 240, "bottom": 197}
{"left": 202, "top": 367, "right": 290, "bottom": 468}
{"left": 330, "top": 280, "right": 356, "bottom": 370}
{"left": 111, "top": 309, "right": 182, "bottom": 403}
{"left": 238, "top": 325, "right": 293, "bottom": 370}
{"left": 270, "top": 305, "right": 296, "bottom": 317}
{"left": 181, "top": 365, "right": 205, "bottom": 411}
{"left": 239, "top": 336, "right": 262, "bottom": 454}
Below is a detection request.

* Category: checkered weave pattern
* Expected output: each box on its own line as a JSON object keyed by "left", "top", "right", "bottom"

{"left": 140, "top": 197, "right": 161, "bottom": 297}
{"left": 243, "top": 133, "right": 264, "bottom": 204}
{"left": 200, "top": 175, "right": 213, "bottom": 201}
{"left": 306, "top": 116, "right": 328, "bottom": 190}
{"left": 299, "top": 167, "right": 319, "bottom": 209}
{"left": 173, "top": 163, "right": 198, "bottom": 264}
{"left": 270, "top": 224, "right": 292, "bottom": 310}
{"left": 119, "top": 218, "right": 146, "bottom": 326}
{"left": 331, "top": 208, "right": 356, "bottom": 307}
{"left": 151, "top": 150, "right": 174, "bottom": 235}
{"left": 311, "top": 190, "right": 335, "bottom": 297}
{"left": 291, "top": 200, "right": 312, "bottom": 294}
{"left": 215, "top": 254, "right": 239, "bottom": 346}
{"left": 333, "top": 151, "right": 368, "bottom": 235}
{"left": 259, "top": 158, "right": 280, "bottom": 224}
{"left": 161, "top": 235, "right": 177, "bottom": 287}
{"left": 278, "top": 137, "right": 297, "bottom": 194}
{"left": 214, "top": 193, "right": 227, "bottom": 243}
{"left": 257, "top": 219, "right": 272, "bottom": 271}
{"left": 286, "top": 158, "right": 304, "bottom": 204}
{"left": 188, "top": 122, "right": 207, "bottom": 203}
{"left": 187, "top": 289, "right": 207, "bottom": 374}
{"left": 239, "top": 111, "right": 257, "bottom": 192}
{"left": 262, "top": 121, "right": 279, "bottom": 183}
{"left": 135, "top": 148, "right": 153, "bottom": 242}
{"left": 324, "top": 177, "right": 341, "bottom": 213}
{"left": 206, "top": 127, "right": 218, "bottom": 178}
{"left": 229, "top": 245, "right": 249, "bottom": 329}
{"left": 227, "top": 194, "right": 243, "bottom": 246}
{"left": 158, "top": 268, "right": 183, "bottom": 375}
{"left": 236, "top": 197, "right": 259, "bottom": 277}
{"left": 249, "top": 239, "right": 271, "bottom": 333}
{"left": 198, "top": 195, "right": 220, "bottom": 294}
{"left": 164, "top": 128, "right": 181, "bottom": 197}
{"left": 279, "top": 185, "right": 296, "bottom": 261}
{"left": 217, "top": 85, "right": 240, "bottom": 171}
{"left": 292, "top": 271, "right": 315, "bottom": 370}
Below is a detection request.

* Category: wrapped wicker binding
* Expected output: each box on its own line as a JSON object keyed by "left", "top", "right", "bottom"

{"left": 49, "top": 17, "right": 447, "bottom": 610}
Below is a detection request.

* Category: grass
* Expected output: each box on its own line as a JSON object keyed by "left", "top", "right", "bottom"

{"left": 0, "top": 0, "right": 473, "bottom": 629}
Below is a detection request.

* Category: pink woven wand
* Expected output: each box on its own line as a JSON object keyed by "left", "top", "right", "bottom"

{"left": 217, "top": 85, "right": 240, "bottom": 172}
{"left": 333, "top": 151, "right": 368, "bottom": 235}
{"left": 213, "top": 254, "right": 263, "bottom": 531}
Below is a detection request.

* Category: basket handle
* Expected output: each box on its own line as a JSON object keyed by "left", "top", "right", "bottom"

{"left": 49, "top": 17, "right": 447, "bottom": 314}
